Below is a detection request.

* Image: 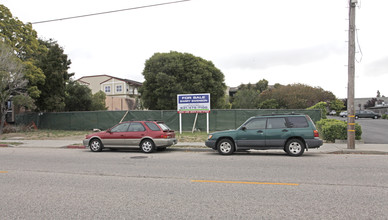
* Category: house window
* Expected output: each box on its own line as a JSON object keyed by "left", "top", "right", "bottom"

{"left": 104, "top": 86, "right": 111, "bottom": 93}
{"left": 116, "top": 85, "right": 122, "bottom": 92}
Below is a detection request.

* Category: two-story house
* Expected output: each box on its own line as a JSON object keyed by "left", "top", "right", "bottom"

{"left": 77, "top": 75, "right": 142, "bottom": 111}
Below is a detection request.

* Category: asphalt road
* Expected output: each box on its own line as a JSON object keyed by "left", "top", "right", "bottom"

{"left": 329, "top": 116, "right": 388, "bottom": 144}
{"left": 354, "top": 118, "right": 388, "bottom": 144}
{"left": 1, "top": 148, "right": 387, "bottom": 219}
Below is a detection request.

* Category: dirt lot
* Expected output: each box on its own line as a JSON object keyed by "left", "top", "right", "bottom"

{"left": 0, "top": 130, "right": 92, "bottom": 140}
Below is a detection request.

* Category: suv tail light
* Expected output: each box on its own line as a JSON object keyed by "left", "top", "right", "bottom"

{"left": 313, "top": 130, "right": 319, "bottom": 138}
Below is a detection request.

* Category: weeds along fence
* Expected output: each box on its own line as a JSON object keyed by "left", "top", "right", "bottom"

{"left": 15, "top": 109, "right": 322, "bottom": 132}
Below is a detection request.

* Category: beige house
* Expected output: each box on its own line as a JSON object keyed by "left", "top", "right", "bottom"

{"left": 77, "top": 75, "right": 142, "bottom": 111}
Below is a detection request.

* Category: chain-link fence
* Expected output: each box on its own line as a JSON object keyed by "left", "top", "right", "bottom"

{"left": 16, "top": 109, "right": 322, "bottom": 131}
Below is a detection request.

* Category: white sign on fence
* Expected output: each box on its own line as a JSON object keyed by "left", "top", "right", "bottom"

{"left": 177, "top": 93, "right": 210, "bottom": 134}
{"left": 177, "top": 93, "right": 210, "bottom": 113}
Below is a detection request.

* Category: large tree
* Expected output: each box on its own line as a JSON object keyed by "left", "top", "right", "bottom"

{"left": 231, "top": 83, "right": 260, "bottom": 109}
{"left": 35, "top": 39, "right": 73, "bottom": 112}
{"left": 0, "top": 42, "right": 30, "bottom": 133}
{"left": 0, "top": 4, "right": 46, "bottom": 99}
{"left": 64, "top": 81, "right": 107, "bottom": 111}
{"left": 258, "top": 83, "right": 336, "bottom": 109}
{"left": 140, "top": 51, "right": 226, "bottom": 110}
{"left": 64, "top": 80, "right": 92, "bottom": 111}
{"left": 90, "top": 91, "right": 108, "bottom": 111}
{"left": 231, "top": 80, "right": 269, "bottom": 109}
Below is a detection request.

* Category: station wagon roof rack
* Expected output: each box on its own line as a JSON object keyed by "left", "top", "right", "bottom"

{"left": 121, "top": 120, "right": 164, "bottom": 122}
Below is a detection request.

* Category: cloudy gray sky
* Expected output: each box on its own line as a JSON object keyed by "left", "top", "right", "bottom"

{"left": 3, "top": 0, "right": 388, "bottom": 98}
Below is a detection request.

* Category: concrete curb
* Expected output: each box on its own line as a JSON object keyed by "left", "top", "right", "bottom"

{"left": 1, "top": 140, "right": 387, "bottom": 155}
{"left": 328, "top": 150, "right": 388, "bottom": 155}
{"left": 73, "top": 145, "right": 388, "bottom": 155}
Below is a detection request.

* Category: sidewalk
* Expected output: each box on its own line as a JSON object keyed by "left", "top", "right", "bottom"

{"left": 1, "top": 139, "right": 388, "bottom": 155}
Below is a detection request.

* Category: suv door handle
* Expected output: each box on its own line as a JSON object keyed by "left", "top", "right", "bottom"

{"left": 257, "top": 130, "right": 263, "bottom": 133}
{"left": 282, "top": 129, "right": 289, "bottom": 132}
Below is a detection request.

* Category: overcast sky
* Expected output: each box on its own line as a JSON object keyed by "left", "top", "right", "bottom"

{"left": 3, "top": 0, "right": 388, "bottom": 98}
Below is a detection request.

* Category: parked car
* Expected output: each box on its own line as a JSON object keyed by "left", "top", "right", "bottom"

{"left": 205, "top": 114, "right": 323, "bottom": 156}
{"left": 355, "top": 110, "right": 381, "bottom": 119}
{"left": 339, "top": 111, "right": 347, "bottom": 117}
{"left": 83, "top": 121, "right": 177, "bottom": 153}
{"left": 329, "top": 110, "right": 337, "bottom": 115}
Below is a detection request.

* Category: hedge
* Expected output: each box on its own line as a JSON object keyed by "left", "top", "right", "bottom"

{"left": 316, "top": 119, "right": 362, "bottom": 142}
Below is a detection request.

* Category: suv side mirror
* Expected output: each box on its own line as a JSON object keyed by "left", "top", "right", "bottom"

{"left": 241, "top": 126, "right": 247, "bottom": 131}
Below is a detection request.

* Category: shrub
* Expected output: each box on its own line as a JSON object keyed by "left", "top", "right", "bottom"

{"left": 307, "top": 102, "right": 327, "bottom": 119}
{"left": 382, "top": 114, "right": 388, "bottom": 120}
{"left": 316, "top": 119, "right": 362, "bottom": 142}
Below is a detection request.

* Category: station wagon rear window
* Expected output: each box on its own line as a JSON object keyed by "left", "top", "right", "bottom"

{"left": 146, "top": 122, "right": 161, "bottom": 131}
{"left": 158, "top": 123, "right": 171, "bottom": 131}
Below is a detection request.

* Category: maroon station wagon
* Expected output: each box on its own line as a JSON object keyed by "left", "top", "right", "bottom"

{"left": 83, "top": 121, "right": 177, "bottom": 153}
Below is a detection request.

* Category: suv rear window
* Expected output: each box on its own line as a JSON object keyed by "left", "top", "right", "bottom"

{"left": 267, "top": 117, "right": 287, "bottom": 129}
{"left": 287, "top": 116, "right": 308, "bottom": 128}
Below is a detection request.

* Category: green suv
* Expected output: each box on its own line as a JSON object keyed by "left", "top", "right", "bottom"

{"left": 205, "top": 114, "right": 323, "bottom": 156}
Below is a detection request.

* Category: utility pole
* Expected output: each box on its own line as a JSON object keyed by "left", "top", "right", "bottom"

{"left": 347, "top": 0, "right": 357, "bottom": 149}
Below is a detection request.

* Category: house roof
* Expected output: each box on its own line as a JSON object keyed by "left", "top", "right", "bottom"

{"left": 77, "top": 79, "right": 90, "bottom": 85}
{"left": 77, "top": 74, "right": 143, "bottom": 86}
{"left": 101, "top": 76, "right": 143, "bottom": 86}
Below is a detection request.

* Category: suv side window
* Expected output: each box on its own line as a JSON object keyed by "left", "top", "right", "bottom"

{"left": 244, "top": 118, "right": 267, "bottom": 129}
{"left": 287, "top": 116, "right": 308, "bottom": 128}
{"left": 267, "top": 117, "right": 287, "bottom": 129}
{"left": 128, "top": 122, "right": 146, "bottom": 132}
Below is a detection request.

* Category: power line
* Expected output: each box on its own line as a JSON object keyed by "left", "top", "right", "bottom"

{"left": 355, "top": 28, "right": 363, "bottom": 63}
{"left": 31, "top": 0, "right": 191, "bottom": 25}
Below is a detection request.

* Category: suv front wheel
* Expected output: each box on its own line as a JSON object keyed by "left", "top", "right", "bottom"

{"left": 285, "top": 139, "right": 305, "bottom": 156}
{"left": 217, "top": 139, "right": 235, "bottom": 155}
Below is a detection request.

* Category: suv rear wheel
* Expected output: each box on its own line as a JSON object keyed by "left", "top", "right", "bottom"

{"left": 217, "top": 139, "right": 235, "bottom": 155}
{"left": 285, "top": 139, "right": 305, "bottom": 156}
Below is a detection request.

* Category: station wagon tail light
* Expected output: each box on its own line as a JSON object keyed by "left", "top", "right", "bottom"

{"left": 160, "top": 134, "right": 171, "bottom": 139}
{"left": 314, "top": 130, "right": 319, "bottom": 138}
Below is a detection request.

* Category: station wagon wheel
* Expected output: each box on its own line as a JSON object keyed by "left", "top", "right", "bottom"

{"left": 140, "top": 139, "right": 155, "bottom": 153}
{"left": 373, "top": 115, "right": 378, "bottom": 119}
{"left": 90, "top": 139, "right": 103, "bottom": 152}
{"left": 285, "top": 139, "right": 305, "bottom": 156}
{"left": 217, "top": 139, "right": 235, "bottom": 155}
